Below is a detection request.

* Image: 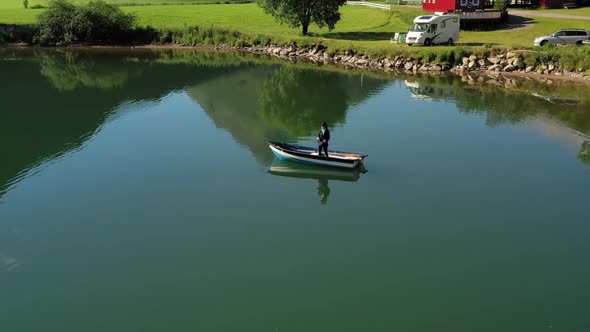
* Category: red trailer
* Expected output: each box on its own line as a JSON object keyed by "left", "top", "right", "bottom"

{"left": 422, "top": 0, "right": 502, "bottom": 23}
{"left": 423, "top": 0, "right": 485, "bottom": 12}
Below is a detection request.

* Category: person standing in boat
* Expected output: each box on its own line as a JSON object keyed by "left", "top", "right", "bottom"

{"left": 317, "top": 122, "right": 330, "bottom": 157}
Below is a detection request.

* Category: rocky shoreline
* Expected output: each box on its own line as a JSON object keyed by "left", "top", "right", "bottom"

{"left": 5, "top": 42, "right": 590, "bottom": 84}
{"left": 236, "top": 44, "right": 590, "bottom": 83}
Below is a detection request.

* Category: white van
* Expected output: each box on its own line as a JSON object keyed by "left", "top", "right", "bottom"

{"left": 406, "top": 13, "right": 460, "bottom": 46}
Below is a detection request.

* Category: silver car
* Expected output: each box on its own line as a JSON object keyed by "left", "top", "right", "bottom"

{"left": 534, "top": 29, "right": 590, "bottom": 46}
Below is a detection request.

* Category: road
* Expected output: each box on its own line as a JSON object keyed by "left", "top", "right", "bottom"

{"left": 507, "top": 10, "right": 590, "bottom": 21}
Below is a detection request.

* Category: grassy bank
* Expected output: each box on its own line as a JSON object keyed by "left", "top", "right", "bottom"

{"left": 1, "top": 1, "right": 590, "bottom": 71}
{"left": 3, "top": 3, "right": 590, "bottom": 47}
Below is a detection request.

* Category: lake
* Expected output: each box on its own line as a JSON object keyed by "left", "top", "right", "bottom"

{"left": 1, "top": 48, "right": 590, "bottom": 332}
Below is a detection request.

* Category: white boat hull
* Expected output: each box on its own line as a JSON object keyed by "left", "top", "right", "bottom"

{"left": 268, "top": 142, "right": 366, "bottom": 169}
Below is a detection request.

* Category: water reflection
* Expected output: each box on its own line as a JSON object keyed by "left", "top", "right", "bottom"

{"left": 190, "top": 65, "right": 388, "bottom": 163}
{"left": 268, "top": 160, "right": 366, "bottom": 204}
{"left": 259, "top": 67, "right": 378, "bottom": 136}
{"left": 2, "top": 48, "right": 590, "bottom": 202}
{"left": 0, "top": 49, "right": 263, "bottom": 197}
{"left": 580, "top": 141, "right": 590, "bottom": 165}
{"left": 404, "top": 77, "right": 590, "bottom": 164}
{"left": 39, "top": 50, "right": 142, "bottom": 91}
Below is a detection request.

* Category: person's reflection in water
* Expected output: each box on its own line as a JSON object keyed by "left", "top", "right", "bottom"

{"left": 317, "top": 178, "right": 331, "bottom": 204}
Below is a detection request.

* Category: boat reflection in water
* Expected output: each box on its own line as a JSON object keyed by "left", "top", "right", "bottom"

{"left": 268, "top": 160, "right": 366, "bottom": 204}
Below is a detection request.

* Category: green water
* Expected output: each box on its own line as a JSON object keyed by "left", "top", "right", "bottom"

{"left": 1, "top": 48, "right": 590, "bottom": 332}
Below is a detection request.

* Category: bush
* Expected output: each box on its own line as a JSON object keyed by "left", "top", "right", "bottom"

{"left": 23, "top": 0, "right": 29, "bottom": 9}
{"left": 523, "top": 46, "right": 590, "bottom": 72}
{"left": 163, "top": 25, "right": 256, "bottom": 47}
{"left": 34, "top": 0, "right": 136, "bottom": 46}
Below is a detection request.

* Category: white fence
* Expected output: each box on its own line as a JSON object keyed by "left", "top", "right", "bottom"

{"left": 346, "top": 1, "right": 391, "bottom": 11}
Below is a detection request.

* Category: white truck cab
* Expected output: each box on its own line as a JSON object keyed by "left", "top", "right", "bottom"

{"left": 406, "top": 13, "right": 460, "bottom": 46}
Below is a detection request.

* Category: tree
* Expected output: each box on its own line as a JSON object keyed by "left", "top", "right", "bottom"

{"left": 258, "top": 0, "right": 347, "bottom": 36}
{"left": 35, "top": 0, "right": 135, "bottom": 46}
{"left": 23, "top": 0, "right": 28, "bottom": 9}
{"left": 494, "top": 0, "right": 510, "bottom": 22}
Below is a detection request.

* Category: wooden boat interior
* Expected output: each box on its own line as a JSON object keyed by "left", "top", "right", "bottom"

{"left": 283, "top": 145, "right": 364, "bottom": 160}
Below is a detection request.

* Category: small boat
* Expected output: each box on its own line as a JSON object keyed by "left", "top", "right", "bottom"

{"left": 268, "top": 141, "right": 367, "bottom": 169}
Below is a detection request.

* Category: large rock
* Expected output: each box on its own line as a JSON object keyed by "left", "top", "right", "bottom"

{"left": 500, "top": 59, "right": 508, "bottom": 66}
{"left": 478, "top": 58, "right": 492, "bottom": 67}
{"left": 418, "top": 65, "right": 429, "bottom": 71}
{"left": 504, "top": 64, "right": 515, "bottom": 72}
{"left": 488, "top": 57, "right": 502, "bottom": 64}
{"left": 468, "top": 54, "right": 478, "bottom": 62}
{"left": 404, "top": 62, "right": 414, "bottom": 70}
{"left": 506, "top": 51, "right": 517, "bottom": 59}
{"left": 468, "top": 60, "right": 478, "bottom": 69}
{"left": 525, "top": 65, "right": 533, "bottom": 73}
{"left": 431, "top": 64, "right": 442, "bottom": 71}
{"left": 462, "top": 57, "right": 470, "bottom": 65}
{"left": 513, "top": 58, "right": 525, "bottom": 69}
{"left": 548, "top": 63, "right": 556, "bottom": 71}
{"left": 488, "top": 64, "right": 500, "bottom": 71}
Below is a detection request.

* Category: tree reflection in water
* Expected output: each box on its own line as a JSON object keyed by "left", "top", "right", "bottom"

{"left": 579, "top": 141, "right": 590, "bottom": 165}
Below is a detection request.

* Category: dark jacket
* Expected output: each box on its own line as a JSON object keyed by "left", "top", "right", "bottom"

{"left": 318, "top": 128, "right": 330, "bottom": 145}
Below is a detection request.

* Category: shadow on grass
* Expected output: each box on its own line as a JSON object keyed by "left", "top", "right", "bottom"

{"left": 321, "top": 31, "right": 394, "bottom": 41}
{"left": 505, "top": 15, "right": 536, "bottom": 30}
{"left": 462, "top": 15, "right": 536, "bottom": 31}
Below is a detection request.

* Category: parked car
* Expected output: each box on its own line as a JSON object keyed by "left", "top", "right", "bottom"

{"left": 534, "top": 29, "right": 590, "bottom": 46}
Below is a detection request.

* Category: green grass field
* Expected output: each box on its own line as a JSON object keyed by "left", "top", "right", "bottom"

{"left": 0, "top": 0, "right": 250, "bottom": 9}
{"left": 1, "top": 1, "right": 590, "bottom": 51}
